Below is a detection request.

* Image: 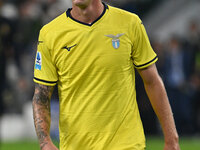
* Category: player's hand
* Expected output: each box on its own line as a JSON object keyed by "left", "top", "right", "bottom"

{"left": 41, "top": 142, "right": 59, "bottom": 150}
{"left": 163, "top": 142, "right": 181, "bottom": 150}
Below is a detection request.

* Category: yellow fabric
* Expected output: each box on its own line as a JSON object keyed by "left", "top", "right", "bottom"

{"left": 130, "top": 15, "right": 158, "bottom": 69}
{"left": 34, "top": 4, "right": 157, "bottom": 150}
{"left": 34, "top": 32, "right": 58, "bottom": 86}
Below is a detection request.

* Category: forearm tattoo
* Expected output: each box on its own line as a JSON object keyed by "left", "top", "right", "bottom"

{"left": 32, "top": 83, "right": 54, "bottom": 149}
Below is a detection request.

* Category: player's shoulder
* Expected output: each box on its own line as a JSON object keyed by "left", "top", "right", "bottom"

{"left": 40, "top": 12, "right": 66, "bottom": 37}
{"left": 108, "top": 5, "right": 140, "bottom": 23}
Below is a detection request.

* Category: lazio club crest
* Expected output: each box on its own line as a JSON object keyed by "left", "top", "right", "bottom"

{"left": 105, "top": 33, "right": 125, "bottom": 49}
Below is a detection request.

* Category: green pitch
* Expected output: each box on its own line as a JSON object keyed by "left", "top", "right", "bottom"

{"left": 0, "top": 137, "right": 199, "bottom": 150}
{"left": 146, "top": 136, "right": 200, "bottom": 150}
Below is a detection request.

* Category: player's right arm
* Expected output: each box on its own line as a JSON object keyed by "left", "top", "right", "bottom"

{"left": 32, "top": 83, "right": 58, "bottom": 150}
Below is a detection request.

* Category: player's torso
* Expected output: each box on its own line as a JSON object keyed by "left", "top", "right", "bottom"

{"left": 55, "top": 28, "right": 132, "bottom": 79}
{"left": 45, "top": 9, "right": 137, "bottom": 107}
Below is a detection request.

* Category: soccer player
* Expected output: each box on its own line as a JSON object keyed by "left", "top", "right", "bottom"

{"left": 32, "top": 0, "right": 180, "bottom": 150}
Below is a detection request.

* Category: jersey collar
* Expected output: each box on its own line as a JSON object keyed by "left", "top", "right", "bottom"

{"left": 66, "top": 3, "right": 108, "bottom": 27}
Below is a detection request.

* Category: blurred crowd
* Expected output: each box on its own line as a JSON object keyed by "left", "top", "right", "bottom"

{"left": 138, "top": 21, "right": 200, "bottom": 135}
{"left": 0, "top": 0, "right": 200, "bottom": 136}
{"left": 154, "top": 22, "right": 200, "bottom": 135}
{"left": 0, "top": 0, "right": 72, "bottom": 115}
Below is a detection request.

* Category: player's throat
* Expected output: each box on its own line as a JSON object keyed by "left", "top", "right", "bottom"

{"left": 70, "top": 2, "right": 104, "bottom": 24}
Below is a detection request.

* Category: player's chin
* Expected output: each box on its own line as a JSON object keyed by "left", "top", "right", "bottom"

{"left": 73, "top": 0, "right": 90, "bottom": 8}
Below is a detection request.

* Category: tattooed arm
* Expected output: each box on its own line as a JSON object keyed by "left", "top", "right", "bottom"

{"left": 32, "top": 83, "right": 58, "bottom": 150}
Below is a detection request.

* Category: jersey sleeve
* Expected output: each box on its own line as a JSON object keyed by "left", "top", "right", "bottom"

{"left": 131, "top": 15, "right": 158, "bottom": 69}
{"left": 33, "top": 30, "right": 58, "bottom": 86}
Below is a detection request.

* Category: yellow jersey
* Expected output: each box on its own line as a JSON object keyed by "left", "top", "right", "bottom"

{"left": 34, "top": 3, "right": 157, "bottom": 150}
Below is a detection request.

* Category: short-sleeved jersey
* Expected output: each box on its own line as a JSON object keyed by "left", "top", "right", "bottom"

{"left": 34, "top": 3, "right": 157, "bottom": 150}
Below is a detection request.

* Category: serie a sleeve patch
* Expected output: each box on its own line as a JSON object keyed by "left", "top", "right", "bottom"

{"left": 35, "top": 51, "right": 42, "bottom": 70}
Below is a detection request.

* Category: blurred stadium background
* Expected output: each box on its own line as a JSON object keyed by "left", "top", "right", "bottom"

{"left": 0, "top": 0, "right": 200, "bottom": 149}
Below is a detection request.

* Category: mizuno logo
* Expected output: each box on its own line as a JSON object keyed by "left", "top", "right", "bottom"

{"left": 105, "top": 33, "right": 125, "bottom": 49}
{"left": 62, "top": 44, "right": 77, "bottom": 51}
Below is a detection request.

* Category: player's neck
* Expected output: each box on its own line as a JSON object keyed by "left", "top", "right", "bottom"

{"left": 71, "top": 1, "right": 104, "bottom": 24}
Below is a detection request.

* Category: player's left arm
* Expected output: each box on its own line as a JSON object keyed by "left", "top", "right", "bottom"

{"left": 137, "top": 64, "right": 181, "bottom": 150}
